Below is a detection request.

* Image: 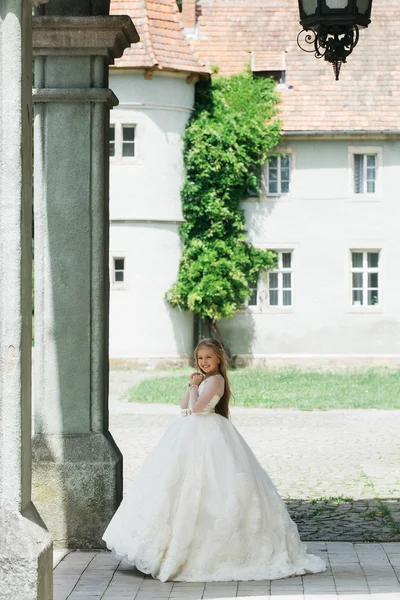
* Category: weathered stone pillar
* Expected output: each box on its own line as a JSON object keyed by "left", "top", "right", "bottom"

{"left": 0, "top": 1, "right": 53, "bottom": 598}
{"left": 32, "top": 16, "right": 138, "bottom": 548}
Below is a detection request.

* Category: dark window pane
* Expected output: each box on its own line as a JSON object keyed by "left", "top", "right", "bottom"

{"left": 366, "top": 181, "right": 375, "bottom": 193}
{"left": 115, "top": 259, "right": 124, "bottom": 270}
{"left": 280, "top": 180, "right": 289, "bottom": 194}
{"left": 122, "top": 126, "right": 135, "bottom": 141}
{"left": 269, "top": 290, "right": 278, "bottom": 306}
{"left": 368, "top": 272, "right": 379, "bottom": 288}
{"left": 354, "top": 154, "right": 363, "bottom": 194}
{"left": 248, "top": 290, "right": 257, "bottom": 306}
{"left": 122, "top": 143, "right": 135, "bottom": 157}
{"left": 353, "top": 290, "right": 363, "bottom": 305}
{"left": 282, "top": 253, "right": 291, "bottom": 268}
{"left": 283, "top": 290, "right": 292, "bottom": 306}
{"left": 352, "top": 252, "right": 363, "bottom": 268}
{"left": 269, "top": 157, "right": 278, "bottom": 169}
{"left": 268, "top": 182, "right": 278, "bottom": 194}
{"left": 366, "top": 155, "right": 376, "bottom": 167}
{"left": 352, "top": 272, "right": 363, "bottom": 288}
{"left": 269, "top": 273, "right": 278, "bottom": 288}
{"left": 368, "top": 290, "right": 379, "bottom": 305}
{"left": 367, "top": 252, "right": 379, "bottom": 268}
{"left": 281, "top": 155, "right": 290, "bottom": 169}
{"left": 282, "top": 273, "right": 291, "bottom": 288}
{"left": 115, "top": 271, "right": 124, "bottom": 282}
{"left": 109, "top": 126, "right": 115, "bottom": 157}
{"left": 248, "top": 281, "right": 258, "bottom": 306}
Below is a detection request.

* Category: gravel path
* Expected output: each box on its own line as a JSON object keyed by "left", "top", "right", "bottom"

{"left": 109, "top": 370, "right": 400, "bottom": 542}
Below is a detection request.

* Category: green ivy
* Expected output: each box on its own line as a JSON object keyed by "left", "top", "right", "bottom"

{"left": 166, "top": 72, "right": 281, "bottom": 336}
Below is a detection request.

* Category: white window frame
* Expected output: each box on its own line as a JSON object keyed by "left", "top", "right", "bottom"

{"left": 111, "top": 255, "right": 128, "bottom": 290}
{"left": 239, "top": 247, "right": 295, "bottom": 314}
{"left": 349, "top": 249, "right": 381, "bottom": 312}
{"left": 109, "top": 124, "right": 115, "bottom": 158}
{"left": 109, "top": 122, "right": 137, "bottom": 162}
{"left": 265, "top": 152, "right": 292, "bottom": 197}
{"left": 267, "top": 251, "right": 294, "bottom": 308}
{"left": 122, "top": 125, "right": 136, "bottom": 158}
{"left": 244, "top": 280, "right": 259, "bottom": 308}
{"left": 348, "top": 146, "right": 383, "bottom": 201}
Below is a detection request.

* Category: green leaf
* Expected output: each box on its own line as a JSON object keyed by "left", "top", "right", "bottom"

{"left": 166, "top": 72, "right": 281, "bottom": 325}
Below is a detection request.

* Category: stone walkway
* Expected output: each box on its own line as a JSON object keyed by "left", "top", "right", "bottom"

{"left": 53, "top": 370, "right": 400, "bottom": 599}
{"left": 109, "top": 370, "right": 400, "bottom": 542}
{"left": 54, "top": 543, "right": 400, "bottom": 600}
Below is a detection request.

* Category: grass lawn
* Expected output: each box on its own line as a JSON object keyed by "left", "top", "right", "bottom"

{"left": 127, "top": 367, "right": 400, "bottom": 410}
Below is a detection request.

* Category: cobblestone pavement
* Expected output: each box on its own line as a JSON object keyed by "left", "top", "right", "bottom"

{"left": 54, "top": 543, "right": 400, "bottom": 600}
{"left": 109, "top": 370, "right": 400, "bottom": 542}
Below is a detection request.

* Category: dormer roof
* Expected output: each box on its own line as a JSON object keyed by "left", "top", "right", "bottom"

{"left": 191, "top": 0, "right": 400, "bottom": 133}
{"left": 110, "top": 0, "right": 209, "bottom": 76}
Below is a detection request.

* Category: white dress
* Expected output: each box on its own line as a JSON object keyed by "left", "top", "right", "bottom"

{"left": 103, "top": 374, "right": 326, "bottom": 582}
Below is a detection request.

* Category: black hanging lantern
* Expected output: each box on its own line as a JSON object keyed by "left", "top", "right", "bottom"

{"left": 297, "top": 0, "right": 373, "bottom": 80}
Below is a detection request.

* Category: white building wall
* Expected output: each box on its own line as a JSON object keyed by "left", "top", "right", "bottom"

{"left": 108, "top": 71, "right": 194, "bottom": 361}
{"left": 219, "top": 138, "right": 400, "bottom": 362}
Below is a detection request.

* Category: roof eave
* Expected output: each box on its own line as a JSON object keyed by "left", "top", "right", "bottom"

{"left": 283, "top": 130, "right": 400, "bottom": 140}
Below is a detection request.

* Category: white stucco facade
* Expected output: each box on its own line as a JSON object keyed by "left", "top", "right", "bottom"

{"left": 109, "top": 71, "right": 194, "bottom": 362}
{"left": 108, "top": 70, "right": 400, "bottom": 364}
{"left": 219, "top": 138, "right": 400, "bottom": 363}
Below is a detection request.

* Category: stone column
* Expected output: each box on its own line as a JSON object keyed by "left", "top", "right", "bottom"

{"left": 0, "top": 2, "right": 53, "bottom": 598}
{"left": 32, "top": 16, "right": 138, "bottom": 548}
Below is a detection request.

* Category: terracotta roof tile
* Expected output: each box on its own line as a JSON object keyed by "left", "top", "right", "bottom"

{"left": 191, "top": 0, "right": 400, "bottom": 132}
{"left": 110, "top": 0, "right": 209, "bottom": 74}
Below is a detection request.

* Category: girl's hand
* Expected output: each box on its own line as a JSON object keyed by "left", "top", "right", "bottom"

{"left": 189, "top": 372, "right": 204, "bottom": 387}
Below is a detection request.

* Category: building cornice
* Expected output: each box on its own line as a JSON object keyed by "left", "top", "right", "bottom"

{"left": 283, "top": 130, "right": 400, "bottom": 140}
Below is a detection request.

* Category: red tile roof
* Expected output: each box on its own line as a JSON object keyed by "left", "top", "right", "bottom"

{"left": 191, "top": 0, "right": 400, "bottom": 133}
{"left": 111, "top": 0, "right": 400, "bottom": 133}
{"left": 110, "top": 0, "right": 209, "bottom": 75}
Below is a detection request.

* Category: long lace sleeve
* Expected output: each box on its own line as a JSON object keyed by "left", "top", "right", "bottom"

{"left": 191, "top": 376, "right": 223, "bottom": 414}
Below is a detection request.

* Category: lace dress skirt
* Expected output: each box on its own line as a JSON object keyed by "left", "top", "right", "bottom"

{"left": 103, "top": 412, "right": 326, "bottom": 582}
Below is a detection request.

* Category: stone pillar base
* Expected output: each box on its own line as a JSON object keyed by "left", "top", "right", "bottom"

{"left": 32, "top": 433, "right": 122, "bottom": 548}
{"left": 0, "top": 504, "right": 53, "bottom": 600}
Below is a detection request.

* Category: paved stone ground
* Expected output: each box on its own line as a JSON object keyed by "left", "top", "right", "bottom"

{"left": 53, "top": 370, "right": 400, "bottom": 599}
{"left": 109, "top": 369, "right": 400, "bottom": 542}
{"left": 54, "top": 543, "right": 400, "bottom": 600}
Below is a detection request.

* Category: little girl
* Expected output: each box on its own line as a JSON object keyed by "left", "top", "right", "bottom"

{"left": 103, "top": 338, "right": 326, "bottom": 582}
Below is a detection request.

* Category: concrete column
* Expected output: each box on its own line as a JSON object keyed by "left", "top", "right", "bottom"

{"left": 0, "top": 1, "right": 53, "bottom": 598}
{"left": 32, "top": 16, "right": 138, "bottom": 548}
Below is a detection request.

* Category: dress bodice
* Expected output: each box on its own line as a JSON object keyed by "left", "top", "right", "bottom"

{"left": 198, "top": 374, "right": 225, "bottom": 412}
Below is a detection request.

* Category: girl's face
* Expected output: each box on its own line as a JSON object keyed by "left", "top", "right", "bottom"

{"left": 197, "top": 346, "right": 220, "bottom": 376}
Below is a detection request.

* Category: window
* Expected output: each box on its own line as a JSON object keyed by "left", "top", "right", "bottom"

{"left": 354, "top": 154, "right": 376, "bottom": 194}
{"left": 109, "top": 124, "right": 137, "bottom": 160}
{"left": 109, "top": 125, "right": 115, "bottom": 157}
{"left": 267, "top": 155, "right": 290, "bottom": 195}
{"left": 349, "top": 146, "right": 382, "bottom": 199}
{"left": 113, "top": 258, "right": 125, "bottom": 284}
{"left": 122, "top": 126, "right": 135, "bottom": 157}
{"left": 268, "top": 252, "right": 293, "bottom": 306}
{"left": 351, "top": 251, "right": 380, "bottom": 307}
{"left": 246, "top": 280, "right": 258, "bottom": 307}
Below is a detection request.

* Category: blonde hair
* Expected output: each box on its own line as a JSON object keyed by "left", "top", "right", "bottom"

{"left": 194, "top": 338, "right": 231, "bottom": 419}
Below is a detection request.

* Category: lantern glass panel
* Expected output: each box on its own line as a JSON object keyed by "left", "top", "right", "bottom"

{"left": 357, "top": 0, "right": 371, "bottom": 14}
{"left": 326, "top": 0, "right": 349, "bottom": 8}
{"left": 302, "top": 0, "right": 318, "bottom": 16}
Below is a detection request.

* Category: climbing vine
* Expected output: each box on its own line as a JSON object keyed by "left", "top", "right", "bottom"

{"left": 166, "top": 72, "right": 281, "bottom": 340}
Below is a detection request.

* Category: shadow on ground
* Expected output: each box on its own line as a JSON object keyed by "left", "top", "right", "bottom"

{"left": 286, "top": 496, "right": 400, "bottom": 542}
